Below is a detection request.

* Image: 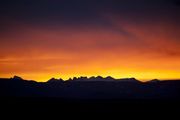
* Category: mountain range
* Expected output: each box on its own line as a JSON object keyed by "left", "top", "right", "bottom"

{"left": 0, "top": 76, "right": 180, "bottom": 99}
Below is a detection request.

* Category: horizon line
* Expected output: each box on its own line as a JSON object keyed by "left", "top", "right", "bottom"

{"left": 1, "top": 75, "right": 180, "bottom": 82}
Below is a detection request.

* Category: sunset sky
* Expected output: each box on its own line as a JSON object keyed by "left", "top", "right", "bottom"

{"left": 0, "top": 0, "right": 180, "bottom": 81}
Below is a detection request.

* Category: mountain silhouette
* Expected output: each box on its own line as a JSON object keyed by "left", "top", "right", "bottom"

{"left": 11, "top": 75, "right": 23, "bottom": 80}
{"left": 47, "top": 78, "right": 63, "bottom": 83}
{"left": 0, "top": 76, "right": 180, "bottom": 114}
{"left": 147, "top": 79, "right": 160, "bottom": 83}
{"left": 0, "top": 76, "right": 180, "bottom": 99}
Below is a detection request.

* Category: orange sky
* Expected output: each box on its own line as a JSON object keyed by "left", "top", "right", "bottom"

{"left": 0, "top": 0, "right": 180, "bottom": 81}
{"left": 0, "top": 19, "right": 180, "bottom": 81}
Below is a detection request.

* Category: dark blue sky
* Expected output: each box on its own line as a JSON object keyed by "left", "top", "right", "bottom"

{"left": 0, "top": 0, "right": 179, "bottom": 26}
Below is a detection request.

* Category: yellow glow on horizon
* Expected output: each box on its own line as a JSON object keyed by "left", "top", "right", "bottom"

{"left": 1, "top": 69, "right": 180, "bottom": 82}
{"left": 1, "top": 52, "right": 180, "bottom": 82}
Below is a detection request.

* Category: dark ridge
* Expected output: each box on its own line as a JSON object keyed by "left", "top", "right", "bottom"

{"left": 47, "top": 78, "right": 63, "bottom": 83}
{"left": 147, "top": 79, "right": 160, "bottom": 83}
{"left": 11, "top": 75, "right": 23, "bottom": 80}
{"left": 0, "top": 76, "right": 180, "bottom": 99}
{"left": 46, "top": 76, "right": 141, "bottom": 82}
{"left": 0, "top": 76, "right": 180, "bottom": 114}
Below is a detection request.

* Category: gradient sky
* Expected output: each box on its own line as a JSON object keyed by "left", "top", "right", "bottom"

{"left": 0, "top": 0, "right": 180, "bottom": 81}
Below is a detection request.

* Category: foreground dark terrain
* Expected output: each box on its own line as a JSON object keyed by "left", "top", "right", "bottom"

{"left": 0, "top": 76, "right": 180, "bottom": 113}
